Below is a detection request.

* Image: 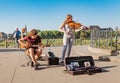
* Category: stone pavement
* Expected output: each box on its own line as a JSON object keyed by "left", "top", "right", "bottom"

{"left": 76, "top": 45, "right": 120, "bottom": 62}
{"left": 0, "top": 45, "right": 120, "bottom": 83}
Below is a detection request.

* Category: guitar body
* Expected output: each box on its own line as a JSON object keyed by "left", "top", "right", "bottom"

{"left": 20, "top": 42, "right": 35, "bottom": 49}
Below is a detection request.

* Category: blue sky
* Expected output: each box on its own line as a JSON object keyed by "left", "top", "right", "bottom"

{"left": 0, "top": 0, "right": 120, "bottom": 33}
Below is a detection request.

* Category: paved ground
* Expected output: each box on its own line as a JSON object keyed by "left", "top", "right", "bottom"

{"left": 0, "top": 45, "right": 120, "bottom": 83}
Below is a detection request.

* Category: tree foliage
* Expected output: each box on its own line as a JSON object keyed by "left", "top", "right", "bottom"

{"left": 37, "top": 30, "right": 90, "bottom": 39}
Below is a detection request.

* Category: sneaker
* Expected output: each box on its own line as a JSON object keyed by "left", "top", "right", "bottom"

{"left": 59, "top": 61, "right": 64, "bottom": 65}
{"left": 34, "top": 64, "right": 38, "bottom": 70}
{"left": 31, "top": 61, "right": 34, "bottom": 67}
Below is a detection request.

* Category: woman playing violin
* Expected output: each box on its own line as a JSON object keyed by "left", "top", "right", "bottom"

{"left": 59, "top": 14, "right": 87, "bottom": 64}
{"left": 18, "top": 29, "right": 44, "bottom": 70}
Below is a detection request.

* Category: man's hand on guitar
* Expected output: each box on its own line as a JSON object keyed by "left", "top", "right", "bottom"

{"left": 20, "top": 43, "right": 30, "bottom": 49}
{"left": 20, "top": 42, "right": 45, "bottom": 49}
{"left": 41, "top": 44, "right": 44, "bottom": 48}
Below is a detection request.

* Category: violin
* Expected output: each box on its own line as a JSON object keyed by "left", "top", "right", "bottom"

{"left": 67, "top": 21, "right": 89, "bottom": 30}
{"left": 67, "top": 21, "right": 83, "bottom": 30}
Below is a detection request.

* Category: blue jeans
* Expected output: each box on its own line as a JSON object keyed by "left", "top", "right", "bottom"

{"left": 61, "top": 38, "right": 73, "bottom": 61}
{"left": 15, "top": 37, "right": 19, "bottom": 48}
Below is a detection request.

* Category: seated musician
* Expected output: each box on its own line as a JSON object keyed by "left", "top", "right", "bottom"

{"left": 18, "top": 29, "right": 44, "bottom": 69}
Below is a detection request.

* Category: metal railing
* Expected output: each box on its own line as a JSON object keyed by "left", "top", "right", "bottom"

{"left": 90, "top": 26, "right": 120, "bottom": 51}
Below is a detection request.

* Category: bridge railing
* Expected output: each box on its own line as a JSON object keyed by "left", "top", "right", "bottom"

{"left": 90, "top": 26, "right": 120, "bottom": 51}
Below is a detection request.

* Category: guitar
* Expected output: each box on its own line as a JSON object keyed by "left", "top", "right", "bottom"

{"left": 20, "top": 43, "right": 44, "bottom": 49}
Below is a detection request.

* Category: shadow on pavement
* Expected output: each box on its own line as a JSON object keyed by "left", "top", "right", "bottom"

{"left": 100, "top": 65, "right": 118, "bottom": 73}
{"left": 20, "top": 62, "right": 64, "bottom": 70}
{"left": 36, "top": 65, "right": 63, "bottom": 70}
{"left": 0, "top": 48, "right": 21, "bottom": 52}
{"left": 101, "top": 65, "right": 117, "bottom": 69}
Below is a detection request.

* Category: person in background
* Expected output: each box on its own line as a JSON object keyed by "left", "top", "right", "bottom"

{"left": 59, "top": 14, "right": 87, "bottom": 64}
{"left": 13, "top": 27, "right": 21, "bottom": 48}
{"left": 21, "top": 28, "right": 27, "bottom": 38}
{"left": 18, "top": 29, "right": 44, "bottom": 70}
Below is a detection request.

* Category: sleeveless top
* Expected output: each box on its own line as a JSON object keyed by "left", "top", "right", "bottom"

{"left": 63, "top": 24, "right": 75, "bottom": 39}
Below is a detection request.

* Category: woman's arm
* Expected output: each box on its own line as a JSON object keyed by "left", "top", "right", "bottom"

{"left": 59, "top": 21, "right": 67, "bottom": 33}
{"left": 75, "top": 26, "right": 84, "bottom": 32}
{"left": 75, "top": 26, "right": 89, "bottom": 32}
{"left": 59, "top": 21, "right": 70, "bottom": 34}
